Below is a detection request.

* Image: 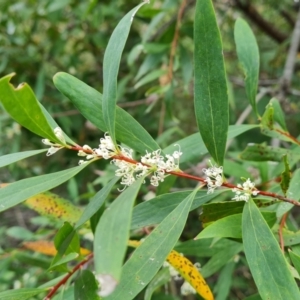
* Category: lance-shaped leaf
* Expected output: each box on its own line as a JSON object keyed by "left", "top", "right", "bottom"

{"left": 242, "top": 199, "right": 300, "bottom": 300}
{"left": 234, "top": 18, "right": 260, "bottom": 116}
{"left": 0, "top": 163, "right": 89, "bottom": 212}
{"left": 131, "top": 189, "right": 227, "bottom": 230}
{"left": 194, "top": 0, "right": 228, "bottom": 166}
{"left": 0, "top": 288, "right": 47, "bottom": 300}
{"left": 53, "top": 72, "right": 159, "bottom": 154}
{"left": 94, "top": 178, "right": 143, "bottom": 291}
{"left": 75, "top": 177, "right": 119, "bottom": 229}
{"left": 196, "top": 212, "right": 276, "bottom": 240}
{"left": 0, "top": 149, "right": 47, "bottom": 168}
{"left": 0, "top": 73, "right": 60, "bottom": 143}
{"left": 106, "top": 189, "right": 198, "bottom": 300}
{"left": 102, "top": 2, "right": 148, "bottom": 145}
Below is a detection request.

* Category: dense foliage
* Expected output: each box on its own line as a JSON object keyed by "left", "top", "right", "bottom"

{"left": 1, "top": 0, "right": 300, "bottom": 299}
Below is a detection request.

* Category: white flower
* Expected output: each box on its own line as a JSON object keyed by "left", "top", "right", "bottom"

{"left": 42, "top": 127, "right": 67, "bottom": 156}
{"left": 95, "top": 274, "right": 117, "bottom": 297}
{"left": 141, "top": 145, "right": 182, "bottom": 187}
{"left": 180, "top": 280, "right": 196, "bottom": 296}
{"left": 94, "top": 133, "right": 118, "bottom": 159}
{"left": 54, "top": 127, "right": 66, "bottom": 144}
{"left": 202, "top": 161, "right": 224, "bottom": 193}
{"left": 232, "top": 178, "right": 258, "bottom": 202}
{"left": 163, "top": 261, "right": 181, "bottom": 280}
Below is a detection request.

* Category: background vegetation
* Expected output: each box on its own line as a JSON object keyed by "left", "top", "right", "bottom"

{"left": 1, "top": 0, "right": 300, "bottom": 299}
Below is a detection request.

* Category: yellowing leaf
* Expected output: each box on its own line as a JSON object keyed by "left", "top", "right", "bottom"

{"left": 25, "top": 191, "right": 82, "bottom": 225}
{"left": 128, "top": 240, "right": 213, "bottom": 300}
{"left": 23, "top": 240, "right": 90, "bottom": 256}
{"left": 167, "top": 250, "right": 214, "bottom": 300}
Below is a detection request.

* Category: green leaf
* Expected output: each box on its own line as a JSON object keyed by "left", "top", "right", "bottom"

{"left": 53, "top": 72, "right": 160, "bottom": 154}
{"left": 280, "top": 155, "right": 291, "bottom": 196}
{"left": 194, "top": 0, "right": 228, "bottom": 166}
{"left": 51, "top": 222, "right": 80, "bottom": 272}
{"left": 102, "top": 2, "right": 148, "bottom": 144}
{"left": 201, "top": 243, "right": 242, "bottom": 277}
{"left": 164, "top": 125, "right": 258, "bottom": 165}
{"left": 75, "top": 177, "right": 119, "bottom": 229}
{"left": 200, "top": 201, "right": 245, "bottom": 227}
{"left": 74, "top": 270, "right": 100, "bottom": 300}
{"left": 6, "top": 226, "right": 34, "bottom": 241}
{"left": 0, "top": 149, "right": 47, "bottom": 168}
{"left": 260, "top": 103, "right": 298, "bottom": 144}
{"left": 196, "top": 212, "right": 276, "bottom": 239}
{"left": 0, "top": 163, "right": 89, "bottom": 212}
{"left": 49, "top": 252, "right": 79, "bottom": 271}
{"left": 131, "top": 189, "right": 228, "bottom": 230}
{"left": 144, "top": 268, "right": 171, "bottom": 300}
{"left": 240, "top": 143, "right": 300, "bottom": 162}
{"left": 269, "top": 98, "right": 287, "bottom": 130}
{"left": 107, "top": 189, "right": 198, "bottom": 300}
{"left": 175, "top": 238, "right": 240, "bottom": 257}
{"left": 234, "top": 18, "right": 260, "bottom": 116}
{"left": 277, "top": 168, "right": 300, "bottom": 218}
{"left": 199, "top": 199, "right": 277, "bottom": 227}
{"left": 242, "top": 199, "right": 300, "bottom": 300}
{"left": 215, "top": 262, "right": 235, "bottom": 300}
{"left": 289, "top": 250, "right": 300, "bottom": 275}
{"left": 94, "top": 178, "right": 143, "bottom": 282}
{"left": 0, "top": 288, "right": 47, "bottom": 300}
{"left": 282, "top": 229, "right": 300, "bottom": 246}
{"left": 0, "top": 73, "right": 60, "bottom": 143}
{"left": 25, "top": 191, "right": 82, "bottom": 226}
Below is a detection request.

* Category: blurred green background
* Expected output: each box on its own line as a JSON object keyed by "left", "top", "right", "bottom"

{"left": 1, "top": 0, "right": 300, "bottom": 297}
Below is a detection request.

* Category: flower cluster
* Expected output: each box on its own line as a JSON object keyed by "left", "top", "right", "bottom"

{"left": 141, "top": 148, "right": 182, "bottom": 186}
{"left": 163, "top": 261, "right": 196, "bottom": 296}
{"left": 202, "top": 162, "right": 224, "bottom": 194}
{"left": 42, "top": 127, "right": 66, "bottom": 156}
{"left": 76, "top": 134, "right": 182, "bottom": 189}
{"left": 232, "top": 178, "right": 259, "bottom": 202}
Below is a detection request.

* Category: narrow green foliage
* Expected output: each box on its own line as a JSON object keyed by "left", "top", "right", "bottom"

{"left": 234, "top": 18, "right": 260, "bottom": 117}
{"left": 194, "top": 0, "right": 229, "bottom": 166}
{"left": 280, "top": 155, "right": 291, "bottom": 196}
{"left": 0, "top": 164, "right": 90, "bottom": 212}
{"left": 196, "top": 212, "right": 276, "bottom": 239}
{"left": 75, "top": 177, "right": 119, "bottom": 229}
{"left": 53, "top": 72, "right": 160, "bottom": 154}
{"left": 0, "top": 288, "right": 47, "bottom": 300}
{"left": 0, "top": 149, "right": 47, "bottom": 168}
{"left": 242, "top": 199, "right": 300, "bottom": 300}
{"left": 102, "top": 2, "right": 148, "bottom": 145}
{"left": 269, "top": 98, "right": 287, "bottom": 130}
{"left": 106, "top": 189, "right": 198, "bottom": 300}
{"left": 94, "top": 178, "right": 143, "bottom": 282}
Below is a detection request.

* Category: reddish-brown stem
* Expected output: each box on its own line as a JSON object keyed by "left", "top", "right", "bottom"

{"left": 44, "top": 253, "right": 94, "bottom": 300}
{"left": 279, "top": 212, "right": 289, "bottom": 252}
{"left": 67, "top": 147, "right": 300, "bottom": 207}
{"left": 274, "top": 128, "right": 300, "bottom": 145}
